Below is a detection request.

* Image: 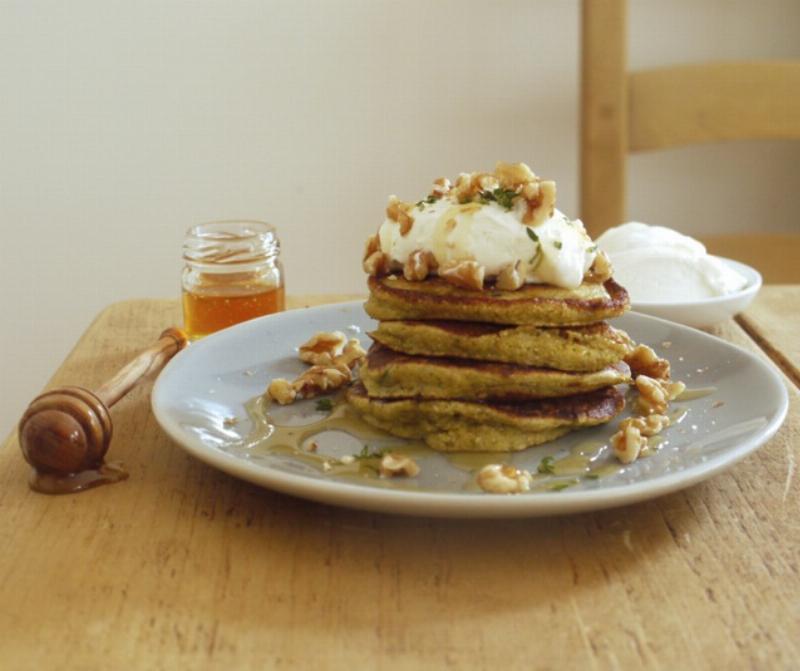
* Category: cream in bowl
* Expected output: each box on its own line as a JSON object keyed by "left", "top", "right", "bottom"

{"left": 596, "top": 222, "right": 761, "bottom": 328}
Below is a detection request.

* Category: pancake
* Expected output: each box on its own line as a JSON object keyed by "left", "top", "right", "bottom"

{"left": 361, "top": 343, "right": 630, "bottom": 400}
{"left": 346, "top": 383, "right": 626, "bottom": 452}
{"left": 364, "top": 276, "right": 629, "bottom": 326}
{"left": 370, "top": 320, "right": 633, "bottom": 371}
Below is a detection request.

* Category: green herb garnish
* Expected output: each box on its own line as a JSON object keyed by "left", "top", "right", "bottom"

{"left": 585, "top": 473, "right": 600, "bottom": 480}
{"left": 415, "top": 194, "right": 440, "bottom": 210}
{"left": 548, "top": 480, "right": 574, "bottom": 492}
{"left": 315, "top": 398, "right": 333, "bottom": 412}
{"left": 355, "top": 445, "right": 386, "bottom": 460}
{"left": 587, "top": 244, "right": 598, "bottom": 253}
{"left": 553, "top": 240, "right": 563, "bottom": 250}
{"left": 537, "top": 456, "right": 555, "bottom": 474}
{"left": 525, "top": 227, "right": 539, "bottom": 243}
{"left": 478, "top": 187, "right": 517, "bottom": 210}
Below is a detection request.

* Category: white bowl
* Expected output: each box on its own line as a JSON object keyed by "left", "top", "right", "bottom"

{"left": 629, "top": 257, "right": 761, "bottom": 329}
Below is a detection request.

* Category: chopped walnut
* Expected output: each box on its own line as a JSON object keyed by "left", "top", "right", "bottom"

{"left": 298, "top": 331, "right": 347, "bottom": 366}
{"left": 664, "top": 380, "right": 686, "bottom": 400}
{"left": 398, "top": 212, "right": 414, "bottom": 236}
{"left": 363, "top": 250, "right": 390, "bottom": 276}
{"left": 431, "top": 177, "right": 451, "bottom": 196}
{"left": 379, "top": 453, "right": 420, "bottom": 478}
{"left": 495, "top": 161, "right": 537, "bottom": 187}
{"left": 362, "top": 233, "right": 380, "bottom": 262}
{"left": 620, "top": 414, "right": 671, "bottom": 437}
{"left": 612, "top": 413, "right": 671, "bottom": 464}
{"left": 335, "top": 339, "right": 366, "bottom": 370}
{"left": 293, "top": 363, "right": 351, "bottom": 399}
{"left": 404, "top": 249, "right": 437, "bottom": 281}
{"left": 636, "top": 375, "right": 686, "bottom": 414}
{"left": 626, "top": 344, "right": 671, "bottom": 380}
{"left": 495, "top": 261, "right": 524, "bottom": 291}
{"left": 611, "top": 423, "right": 647, "bottom": 464}
{"left": 386, "top": 196, "right": 415, "bottom": 236}
{"left": 521, "top": 180, "right": 556, "bottom": 226}
{"left": 267, "top": 378, "right": 297, "bottom": 405}
{"left": 586, "top": 250, "right": 613, "bottom": 284}
{"left": 439, "top": 259, "right": 485, "bottom": 291}
{"left": 476, "top": 464, "right": 532, "bottom": 494}
{"left": 450, "top": 171, "right": 501, "bottom": 203}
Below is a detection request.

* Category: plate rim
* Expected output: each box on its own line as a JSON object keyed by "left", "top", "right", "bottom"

{"left": 151, "top": 301, "right": 789, "bottom": 518}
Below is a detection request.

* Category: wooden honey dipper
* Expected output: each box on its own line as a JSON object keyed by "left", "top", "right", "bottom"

{"left": 18, "top": 327, "right": 188, "bottom": 494}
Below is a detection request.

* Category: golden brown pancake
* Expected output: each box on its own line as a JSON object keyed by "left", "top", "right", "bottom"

{"left": 346, "top": 383, "right": 626, "bottom": 452}
{"left": 360, "top": 343, "right": 630, "bottom": 400}
{"left": 364, "top": 276, "right": 629, "bottom": 326}
{"left": 370, "top": 320, "right": 633, "bottom": 371}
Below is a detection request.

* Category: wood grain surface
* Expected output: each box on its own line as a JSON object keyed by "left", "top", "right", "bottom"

{"left": 1, "top": 293, "right": 798, "bottom": 670}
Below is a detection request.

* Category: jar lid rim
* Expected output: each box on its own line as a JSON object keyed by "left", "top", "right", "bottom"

{"left": 185, "top": 220, "right": 277, "bottom": 241}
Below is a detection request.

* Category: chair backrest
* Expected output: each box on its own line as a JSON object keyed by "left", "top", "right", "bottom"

{"left": 579, "top": 0, "right": 800, "bottom": 239}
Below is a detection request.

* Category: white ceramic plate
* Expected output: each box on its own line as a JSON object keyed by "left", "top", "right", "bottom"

{"left": 152, "top": 302, "right": 787, "bottom": 518}
{"left": 631, "top": 257, "right": 762, "bottom": 329}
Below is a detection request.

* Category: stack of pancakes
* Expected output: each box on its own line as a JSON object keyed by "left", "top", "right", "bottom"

{"left": 347, "top": 275, "right": 634, "bottom": 452}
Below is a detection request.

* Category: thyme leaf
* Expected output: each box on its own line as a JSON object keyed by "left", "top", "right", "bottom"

{"left": 315, "top": 398, "right": 333, "bottom": 412}
{"left": 537, "top": 456, "right": 555, "bottom": 474}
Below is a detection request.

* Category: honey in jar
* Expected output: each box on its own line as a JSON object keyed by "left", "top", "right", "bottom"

{"left": 182, "top": 220, "right": 285, "bottom": 338}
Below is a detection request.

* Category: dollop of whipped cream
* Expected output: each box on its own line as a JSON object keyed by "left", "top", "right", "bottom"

{"left": 597, "top": 222, "right": 748, "bottom": 302}
{"left": 375, "top": 163, "right": 597, "bottom": 290}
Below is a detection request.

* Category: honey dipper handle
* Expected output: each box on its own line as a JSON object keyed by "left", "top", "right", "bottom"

{"left": 95, "top": 327, "right": 189, "bottom": 407}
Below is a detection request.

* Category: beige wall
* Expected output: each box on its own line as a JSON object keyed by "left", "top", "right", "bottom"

{"left": 1, "top": 0, "right": 799, "bottom": 435}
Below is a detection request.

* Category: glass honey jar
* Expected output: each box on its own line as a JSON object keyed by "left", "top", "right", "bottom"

{"left": 182, "top": 220, "right": 285, "bottom": 338}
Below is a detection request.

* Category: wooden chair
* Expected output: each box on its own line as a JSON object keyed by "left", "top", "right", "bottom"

{"left": 580, "top": 0, "right": 800, "bottom": 282}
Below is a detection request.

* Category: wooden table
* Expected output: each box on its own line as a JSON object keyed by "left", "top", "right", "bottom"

{"left": 1, "top": 289, "right": 798, "bottom": 670}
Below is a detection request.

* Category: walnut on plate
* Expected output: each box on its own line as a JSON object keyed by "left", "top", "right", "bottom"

{"left": 476, "top": 464, "right": 532, "bottom": 494}
{"left": 379, "top": 453, "right": 420, "bottom": 478}
{"left": 636, "top": 375, "right": 686, "bottom": 415}
{"left": 626, "top": 344, "right": 671, "bottom": 380}
{"left": 298, "top": 331, "right": 347, "bottom": 366}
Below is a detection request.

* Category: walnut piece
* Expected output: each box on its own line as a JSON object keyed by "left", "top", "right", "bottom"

{"left": 521, "top": 180, "right": 556, "bottom": 226}
{"left": 386, "top": 196, "right": 415, "bottom": 236}
{"left": 298, "top": 331, "right": 347, "bottom": 366}
{"left": 635, "top": 375, "right": 686, "bottom": 415}
{"left": 293, "top": 363, "right": 351, "bottom": 399}
{"left": 586, "top": 250, "right": 613, "bottom": 284}
{"left": 611, "top": 423, "right": 647, "bottom": 464}
{"left": 439, "top": 259, "right": 485, "bottom": 291}
{"left": 431, "top": 177, "right": 451, "bottom": 196}
{"left": 336, "top": 339, "right": 367, "bottom": 370}
{"left": 612, "top": 414, "right": 671, "bottom": 464}
{"left": 267, "top": 378, "right": 297, "bottom": 405}
{"left": 403, "top": 249, "right": 437, "bottom": 281}
{"left": 476, "top": 464, "right": 532, "bottom": 494}
{"left": 495, "top": 161, "right": 537, "bottom": 187}
{"left": 495, "top": 261, "right": 523, "bottom": 291}
{"left": 363, "top": 233, "right": 380, "bottom": 262}
{"left": 363, "top": 250, "right": 390, "bottom": 276}
{"left": 619, "top": 414, "right": 671, "bottom": 437}
{"left": 379, "top": 453, "right": 420, "bottom": 478}
{"left": 626, "top": 344, "right": 671, "bottom": 380}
